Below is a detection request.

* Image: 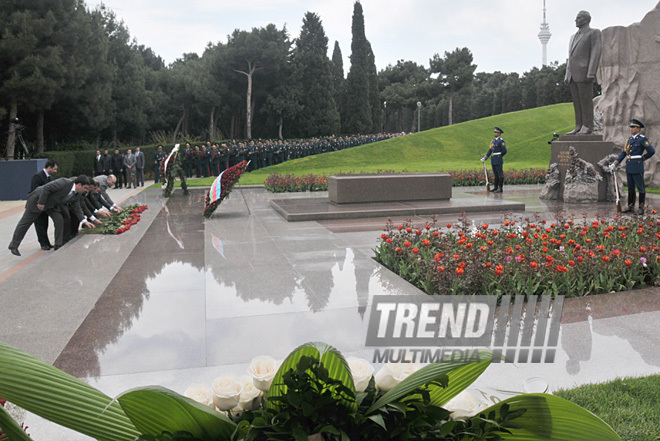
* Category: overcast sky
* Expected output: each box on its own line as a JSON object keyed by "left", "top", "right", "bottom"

{"left": 89, "top": 0, "right": 659, "bottom": 74}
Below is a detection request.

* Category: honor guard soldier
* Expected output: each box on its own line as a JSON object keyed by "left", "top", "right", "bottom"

{"left": 482, "top": 127, "right": 507, "bottom": 193}
{"left": 153, "top": 145, "right": 167, "bottom": 184}
{"left": 612, "top": 119, "right": 655, "bottom": 215}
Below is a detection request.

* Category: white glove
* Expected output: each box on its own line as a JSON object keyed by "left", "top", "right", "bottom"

{"left": 609, "top": 162, "right": 618, "bottom": 171}
{"left": 480, "top": 157, "right": 486, "bottom": 163}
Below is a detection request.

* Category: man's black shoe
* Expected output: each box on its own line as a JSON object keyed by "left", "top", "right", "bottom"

{"left": 54, "top": 245, "right": 61, "bottom": 251}
{"left": 9, "top": 246, "right": 21, "bottom": 256}
{"left": 41, "top": 245, "right": 53, "bottom": 250}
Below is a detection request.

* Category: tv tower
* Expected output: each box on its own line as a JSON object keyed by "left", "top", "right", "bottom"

{"left": 538, "top": 0, "right": 552, "bottom": 66}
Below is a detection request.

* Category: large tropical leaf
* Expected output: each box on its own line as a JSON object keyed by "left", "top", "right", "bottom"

{"left": 478, "top": 393, "right": 622, "bottom": 440}
{"left": 0, "top": 403, "right": 32, "bottom": 441}
{"left": 117, "top": 386, "right": 236, "bottom": 441}
{"left": 267, "top": 342, "right": 357, "bottom": 412}
{"left": 0, "top": 342, "right": 139, "bottom": 441}
{"left": 366, "top": 351, "right": 492, "bottom": 414}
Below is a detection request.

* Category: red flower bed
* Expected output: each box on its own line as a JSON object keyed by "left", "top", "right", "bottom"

{"left": 374, "top": 211, "right": 660, "bottom": 297}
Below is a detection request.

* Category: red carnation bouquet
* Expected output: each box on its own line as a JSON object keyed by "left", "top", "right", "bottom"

{"left": 203, "top": 161, "right": 249, "bottom": 218}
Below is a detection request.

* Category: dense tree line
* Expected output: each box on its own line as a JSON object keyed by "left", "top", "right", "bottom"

{"left": 1, "top": 0, "right": 575, "bottom": 158}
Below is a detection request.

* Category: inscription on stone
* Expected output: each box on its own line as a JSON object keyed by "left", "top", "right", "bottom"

{"left": 557, "top": 150, "right": 572, "bottom": 167}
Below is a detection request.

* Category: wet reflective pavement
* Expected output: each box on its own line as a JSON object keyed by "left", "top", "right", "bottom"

{"left": 2, "top": 185, "right": 660, "bottom": 440}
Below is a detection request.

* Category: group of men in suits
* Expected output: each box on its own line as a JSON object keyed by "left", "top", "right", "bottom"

{"left": 93, "top": 148, "right": 145, "bottom": 189}
{"left": 8, "top": 163, "right": 123, "bottom": 257}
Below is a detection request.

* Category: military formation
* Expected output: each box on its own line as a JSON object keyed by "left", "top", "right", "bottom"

{"left": 156, "top": 134, "right": 401, "bottom": 178}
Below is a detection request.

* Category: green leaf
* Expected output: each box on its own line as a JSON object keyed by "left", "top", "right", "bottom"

{"left": 366, "top": 351, "right": 492, "bottom": 414}
{"left": 0, "top": 342, "right": 139, "bottom": 441}
{"left": 267, "top": 342, "right": 357, "bottom": 413}
{"left": 117, "top": 386, "right": 236, "bottom": 441}
{"left": 476, "top": 393, "right": 622, "bottom": 440}
{"left": 0, "top": 403, "right": 32, "bottom": 441}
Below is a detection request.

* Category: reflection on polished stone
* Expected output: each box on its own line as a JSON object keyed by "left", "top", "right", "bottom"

{"left": 49, "top": 187, "right": 660, "bottom": 387}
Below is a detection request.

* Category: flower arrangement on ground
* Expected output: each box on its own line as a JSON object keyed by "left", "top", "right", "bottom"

{"left": 0, "top": 397, "right": 28, "bottom": 440}
{"left": 264, "top": 169, "right": 546, "bottom": 193}
{"left": 374, "top": 212, "right": 660, "bottom": 296}
{"left": 81, "top": 204, "right": 148, "bottom": 235}
{"left": 0, "top": 341, "right": 620, "bottom": 440}
{"left": 203, "top": 160, "right": 249, "bottom": 218}
{"left": 161, "top": 144, "right": 189, "bottom": 198}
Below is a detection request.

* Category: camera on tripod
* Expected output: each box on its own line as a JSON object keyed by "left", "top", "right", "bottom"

{"left": 548, "top": 132, "right": 560, "bottom": 145}
{"left": 11, "top": 117, "right": 25, "bottom": 132}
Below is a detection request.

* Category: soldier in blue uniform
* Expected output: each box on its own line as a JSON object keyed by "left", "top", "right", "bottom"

{"left": 612, "top": 119, "right": 655, "bottom": 214}
{"left": 153, "top": 145, "right": 167, "bottom": 184}
{"left": 481, "top": 127, "right": 507, "bottom": 193}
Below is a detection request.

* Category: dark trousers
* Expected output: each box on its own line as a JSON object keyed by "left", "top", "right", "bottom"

{"left": 115, "top": 170, "right": 124, "bottom": 188}
{"left": 33, "top": 212, "right": 51, "bottom": 247}
{"left": 184, "top": 163, "right": 192, "bottom": 178}
{"left": 154, "top": 164, "right": 161, "bottom": 183}
{"left": 10, "top": 208, "right": 64, "bottom": 249}
{"left": 568, "top": 80, "right": 595, "bottom": 132}
{"left": 136, "top": 167, "right": 144, "bottom": 186}
{"left": 491, "top": 164, "right": 504, "bottom": 180}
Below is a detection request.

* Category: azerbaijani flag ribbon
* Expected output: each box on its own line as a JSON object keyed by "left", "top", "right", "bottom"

{"left": 208, "top": 170, "right": 226, "bottom": 205}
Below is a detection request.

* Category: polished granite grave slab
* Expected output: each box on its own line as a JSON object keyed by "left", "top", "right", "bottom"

{"left": 2, "top": 185, "right": 660, "bottom": 440}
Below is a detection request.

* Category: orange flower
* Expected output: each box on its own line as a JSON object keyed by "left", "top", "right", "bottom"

{"left": 437, "top": 266, "right": 445, "bottom": 272}
{"left": 412, "top": 247, "right": 420, "bottom": 254}
{"left": 386, "top": 238, "right": 392, "bottom": 244}
{"left": 403, "top": 241, "right": 412, "bottom": 248}
{"left": 625, "top": 260, "right": 632, "bottom": 267}
{"left": 422, "top": 239, "right": 431, "bottom": 247}
{"left": 568, "top": 260, "right": 576, "bottom": 266}
{"left": 395, "top": 247, "right": 402, "bottom": 254}
{"left": 555, "top": 265, "right": 568, "bottom": 273}
{"left": 406, "top": 227, "right": 413, "bottom": 233}
{"left": 456, "top": 267, "right": 465, "bottom": 275}
{"left": 433, "top": 231, "right": 440, "bottom": 237}
{"left": 577, "top": 256, "right": 584, "bottom": 263}
{"left": 446, "top": 223, "right": 452, "bottom": 228}
{"left": 381, "top": 233, "right": 388, "bottom": 239}
{"left": 602, "top": 256, "right": 610, "bottom": 262}
{"left": 495, "top": 265, "right": 504, "bottom": 276}
{"left": 482, "top": 224, "right": 489, "bottom": 229}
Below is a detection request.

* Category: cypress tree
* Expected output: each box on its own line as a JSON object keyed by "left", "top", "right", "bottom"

{"left": 292, "top": 12, "right": 340, "bottom": 137}
{"left": 331, "top": 41, "right": 345, "bottom": 130}
{"left": 343, "top": 1, "right": 373, "bottom": 134}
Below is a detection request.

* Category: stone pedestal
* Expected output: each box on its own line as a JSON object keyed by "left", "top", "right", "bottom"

{"left": 550, "top": 135, "right": 616, "bottom": 201}
{"left": 0, "top": 159, "right": 46, "bottom": 201}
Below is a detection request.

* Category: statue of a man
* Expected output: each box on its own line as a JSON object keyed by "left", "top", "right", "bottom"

{"left": 565, "top": 10, "right": 602, "bottom": 135}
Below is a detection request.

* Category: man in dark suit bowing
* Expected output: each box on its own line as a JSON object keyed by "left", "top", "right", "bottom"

{"left": 8, "top": 175, "right": 93, "bottom": 256}
{"left": 30, "top": 159, "right": 59, "bottom": 250}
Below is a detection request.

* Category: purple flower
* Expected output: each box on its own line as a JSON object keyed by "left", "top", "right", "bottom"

{"left": 641, "top": 257, "right": 648, "bottom": 268}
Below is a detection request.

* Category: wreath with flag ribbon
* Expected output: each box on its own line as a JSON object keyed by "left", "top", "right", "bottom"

{"left": 160, "top": 144, "right": 189, "bottom": 198}
{"left": 203, "top": 160, "right": 249, "bottom": 218}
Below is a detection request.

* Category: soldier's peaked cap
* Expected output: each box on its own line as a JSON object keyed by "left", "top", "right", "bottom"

{"left": 494, "top": 126, "right": 504, "bottom": 134}
{"left": 630, "top": 119, "right": 644, "bottom": 128}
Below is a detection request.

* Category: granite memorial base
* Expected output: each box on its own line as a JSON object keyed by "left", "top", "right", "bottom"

{"left": 271, "top": 173, "right": 525, "bottom": 221}
{"left": 550, "top": 135, "right": 616, "bottom": 201}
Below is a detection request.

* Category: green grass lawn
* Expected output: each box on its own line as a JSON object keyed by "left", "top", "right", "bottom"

{"left": 555, "top": 375, "right": 660, "bottom": 440}
{"left": 233, "top": 102, "right": 574, "bottom": 185}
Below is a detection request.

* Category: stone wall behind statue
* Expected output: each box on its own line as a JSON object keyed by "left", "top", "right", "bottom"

{"left": 596, "top": 2, "right": 660, "bottom": 186}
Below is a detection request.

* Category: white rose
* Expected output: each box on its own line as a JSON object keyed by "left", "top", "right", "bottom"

{"left": 248, "top": 355, "right": 279, "bottom": 392}
{"left": 212, "top": 373, "right": 243, "bottom": 411}
{"left": 238, "top": 375, "right": 262, "bottom": 410}
{"left": 346, "top": 356, "right": 374, "bottom": 392}
{"left": 374, "top": 363, "right": 420, "bottom": 392}
{"left": 444, "top": 389, "right": 488, "bottom": 420}
{"left": 183, "top": 383, "right": 213, "bottom": 407}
